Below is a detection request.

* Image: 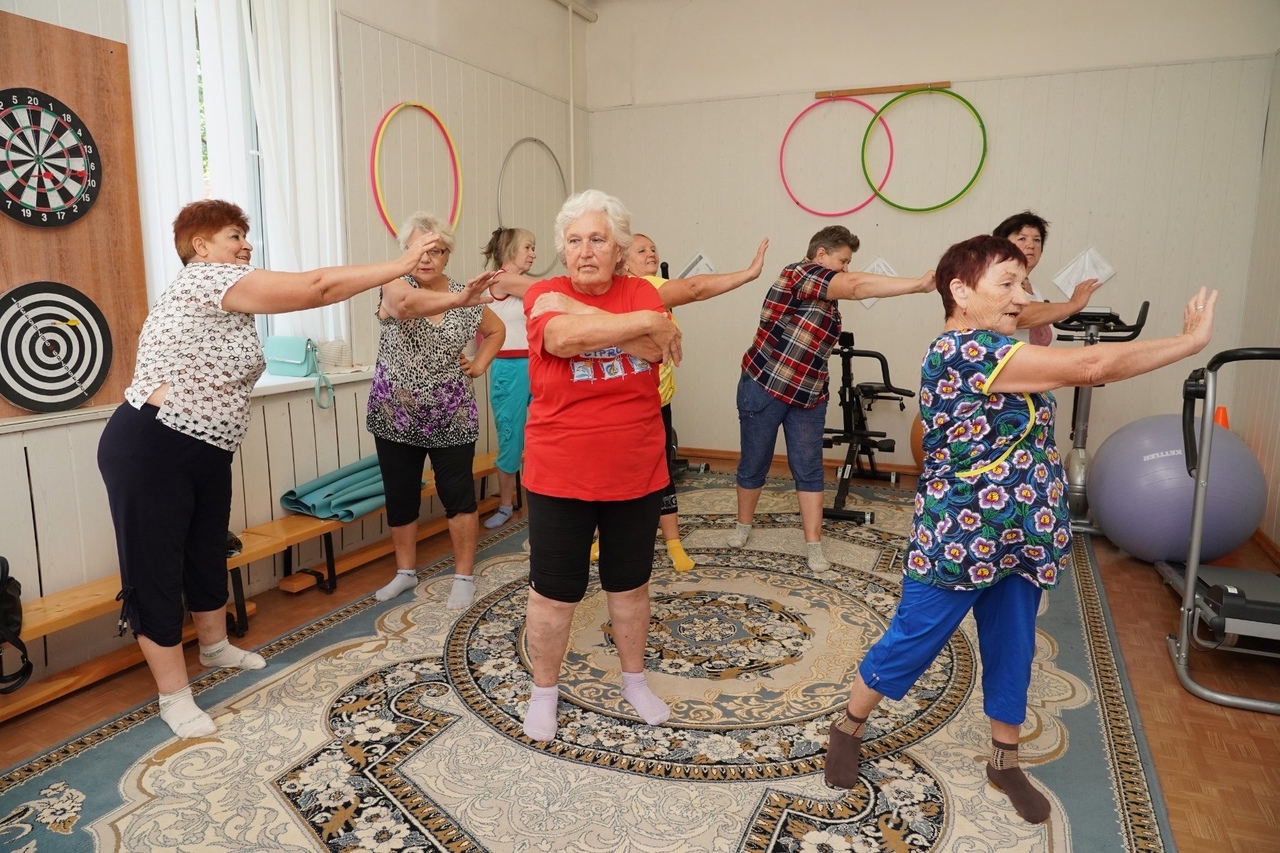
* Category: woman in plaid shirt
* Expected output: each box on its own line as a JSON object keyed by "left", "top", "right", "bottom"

{"left": 730, "top": 225, "right": 934, "bottom": 569}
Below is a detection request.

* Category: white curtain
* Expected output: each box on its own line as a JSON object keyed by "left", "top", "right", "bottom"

{"left": 125, "top": 0, "right": 347, "bottom": 344}
{"left": 125, "top": 0, "right": 203, "bottom": 301}
{"left": 239, "top": 0, "right": 347, "bottom": 342}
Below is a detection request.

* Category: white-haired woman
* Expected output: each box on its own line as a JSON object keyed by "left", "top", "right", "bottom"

{"left": 519, "top": 190, "right": 682, "bottom": 742}
{"left": 368, "top": 213, "right": 504, "bottom": 608}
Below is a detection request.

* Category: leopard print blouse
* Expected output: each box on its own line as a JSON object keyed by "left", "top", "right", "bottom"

{"left": 365, "top": 275, "right": 482, "bottom": 449}
{"left": 123, "top": 262, "right": 263, "bottom": 452}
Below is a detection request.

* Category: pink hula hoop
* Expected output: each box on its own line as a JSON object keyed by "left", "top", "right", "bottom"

{"left": 779, "top": 97, "right": 894, "bottom": 217}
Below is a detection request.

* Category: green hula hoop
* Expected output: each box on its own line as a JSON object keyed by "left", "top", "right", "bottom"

{"left": 860, "top": 88, "right": 987, "bottom": 213}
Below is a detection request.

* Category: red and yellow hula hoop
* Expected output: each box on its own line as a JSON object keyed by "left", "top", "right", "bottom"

{"left": 369, "top": 101, "right": 462, "bottom": 235}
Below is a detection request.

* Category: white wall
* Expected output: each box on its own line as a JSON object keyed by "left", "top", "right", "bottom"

{"left": 0, "top": 0, "right": 126, "bottom": 41}
{"left": 584, "top": 0, "right": 1280, "bottom": 109}
{"left": 589, "top": 59, "right": 1272, "bottom": 468}
{"left": 1237, "top": 54, "right": 1280, "bottom": 545}
{"left": 336, "top": 11, "right": 587, "bottom": 371}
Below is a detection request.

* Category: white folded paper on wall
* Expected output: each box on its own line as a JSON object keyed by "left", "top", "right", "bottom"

{"left": 858, "top": 256, "right": 898, "bottom": 308}
{"left": 1052, "top": 248, "right": 1116, "bottom": 292}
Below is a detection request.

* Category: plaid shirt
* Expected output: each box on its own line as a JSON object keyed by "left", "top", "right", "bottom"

{"left": 741, "top": 261, "right": 842, "bottom": 408}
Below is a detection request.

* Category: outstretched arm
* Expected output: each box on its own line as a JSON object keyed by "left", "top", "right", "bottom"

{"left": 658, "top": 238, "right": 769, "bottom": 308}
{"left": 380, "top": 270, "right": 498, "bottom": 321}
{"left": 1016, "top": 278, "right": 1103, "bottom": 328}
{"left": 824, "top": 268, "right": 936, "bottom": 301}
{"left": 222, "top": 233, "right": 444, "bottom": 314}
{"left": 490, "top": 270, "right": 536, "bottom": 300}
{"left": 989, "top": 288, "right": 1217, "bottom": 394}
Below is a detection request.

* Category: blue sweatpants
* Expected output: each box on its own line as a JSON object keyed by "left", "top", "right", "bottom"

{"left": 859, "top": 575, "right": 1043, "bottom": 725}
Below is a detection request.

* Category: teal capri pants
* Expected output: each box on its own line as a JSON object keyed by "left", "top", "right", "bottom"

{"left": 489, "top": 357, "right": 530, "bottom": 475}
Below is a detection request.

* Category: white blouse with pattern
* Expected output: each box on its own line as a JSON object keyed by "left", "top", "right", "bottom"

{"left": 123, "top": 262, "right": 263, "bottom": 452}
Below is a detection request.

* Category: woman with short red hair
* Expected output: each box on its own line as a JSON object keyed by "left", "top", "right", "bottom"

{"left": 98, "top": 199, "right": 493, "bottom": 739}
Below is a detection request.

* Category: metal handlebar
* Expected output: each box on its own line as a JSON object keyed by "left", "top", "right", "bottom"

{"left": 1054, "top": 301, "right": 1149, "bottom": 342}
{"left": 831, "top": 332, "right": 915, "bottom": 398}
{"left": 1181, "top": 347, "right": 1280, "bottom": 476}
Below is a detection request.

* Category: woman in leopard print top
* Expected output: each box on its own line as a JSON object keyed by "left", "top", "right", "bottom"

{"left": 366, "top": 212, "right": 505, "bottom": 609}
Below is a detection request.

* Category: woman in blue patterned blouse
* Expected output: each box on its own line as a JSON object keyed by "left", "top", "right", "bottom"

{"left": 823, "top": 235, "right": 1217, "bottom": 824}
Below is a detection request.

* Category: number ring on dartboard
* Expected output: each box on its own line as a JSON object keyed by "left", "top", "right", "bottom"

{"left": 0, "top": 87, "right": 102, "bottom": 227}
{"left": 0, "top": 282, "right": 113, "bottom": 413}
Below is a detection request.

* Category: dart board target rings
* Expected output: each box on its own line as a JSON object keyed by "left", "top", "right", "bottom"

{"left": 0, "top": 281, "right": 113, "bottom": 413}
{"left": 0, "top": 87, "right": 102, "bottom": 228}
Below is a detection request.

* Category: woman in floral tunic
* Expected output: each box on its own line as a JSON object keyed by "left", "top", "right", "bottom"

{"left": 367, "top": 213, "right": 504, "bottom": 608}
{"left": 823, "top": 235, "right": 1218, "bottom": 825}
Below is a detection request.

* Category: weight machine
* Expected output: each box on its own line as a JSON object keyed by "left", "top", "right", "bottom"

{"left": 822, "top": 331, "right": 914, "bottom": 525}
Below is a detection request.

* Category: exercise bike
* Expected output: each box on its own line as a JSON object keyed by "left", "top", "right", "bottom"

{"left": 1053, "top": 302, "right": 1148, "bottom": 533}
{"left": 1156, "top": 347, "right": 1280, "bottom": 715}
{"left": 822, "top": 331, "right": 914, "bottom": 525}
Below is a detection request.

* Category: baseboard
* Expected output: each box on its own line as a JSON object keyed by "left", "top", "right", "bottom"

{"left": 679, "top": 447, "right": 920, "bottom": 478}
{"left": 1254, "top": 528, "right": 1280, "bottom": 570}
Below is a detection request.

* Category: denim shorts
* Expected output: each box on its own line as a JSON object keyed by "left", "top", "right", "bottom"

{"left": 735, "top": 372, "right": 828, "bottom": 492}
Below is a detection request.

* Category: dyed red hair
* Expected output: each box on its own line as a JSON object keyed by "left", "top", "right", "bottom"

{"left": 935, "top": 235, "right": 1026, "bottom": 317}
{"left": 173, "top": 200, "right": 250, "bottom": 264}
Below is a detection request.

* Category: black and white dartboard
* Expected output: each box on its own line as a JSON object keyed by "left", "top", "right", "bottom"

{"left": 0, "top": 281, "right": 113, "bottom": 412}
{"left": 0, "top": 87, "right": 102, "bottom": 228}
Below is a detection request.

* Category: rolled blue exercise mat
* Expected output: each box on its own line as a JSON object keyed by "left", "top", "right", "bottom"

{"left": 280, "top": 454, "right": 400, "bottom": 521}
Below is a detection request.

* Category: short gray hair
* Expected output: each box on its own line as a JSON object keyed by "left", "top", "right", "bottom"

{"left": 396, "top": 212, "right": 455, "bottom": 253}
{"left": 554, "top": 189, "right": 632, "bottom": 260}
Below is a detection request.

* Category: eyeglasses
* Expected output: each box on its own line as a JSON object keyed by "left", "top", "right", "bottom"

{"left": 425, "top": 248, "right": 450, "bottom": 258}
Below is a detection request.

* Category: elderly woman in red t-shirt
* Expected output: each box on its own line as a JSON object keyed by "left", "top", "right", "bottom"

{"left": 518, "top": 189, "right": 682, "bottom": 742}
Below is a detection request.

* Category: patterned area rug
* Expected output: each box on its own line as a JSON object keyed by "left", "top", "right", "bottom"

{"left": 0, "top": 473, "right": 1172, "bottom": 852}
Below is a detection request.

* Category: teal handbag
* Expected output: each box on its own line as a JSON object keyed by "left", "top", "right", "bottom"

{"left": 263, "top": 336, "right": 334, "bottom": 409}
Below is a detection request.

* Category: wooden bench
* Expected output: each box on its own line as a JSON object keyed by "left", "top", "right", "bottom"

{"left": 0, "top": 452, "right": 500, "bottom": 723}
{"left": 2, "top": 577, "right": 257, "bottom": 724}
{"left": 225, "top": 450, "right": 501, "bottom": 600}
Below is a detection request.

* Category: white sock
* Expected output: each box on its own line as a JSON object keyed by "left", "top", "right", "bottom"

{"left": 447, "top": 575, "right": 475, "bottom": 610}
{"left": 727, "top": 522, "right": 752, "bottom": 548}
{"left": 621, "top": 671, "right": 671, "bottom": 726}
{"left": 376, "top": 570, "right": 418, "bottom": 602}
{"left": 806, "top": 540, "right": 830, "bottom": 571}
{"left": 523, "top": 683, "right": 560, "bottom": 741}
{"left": 198, "top": 637, "right": 266, "bottom": 670}
{"left": 484, "top": 505, "right": 514, "bottom": 529}
{"left": 158, "top": 687, "right": 216, "bottom": 738}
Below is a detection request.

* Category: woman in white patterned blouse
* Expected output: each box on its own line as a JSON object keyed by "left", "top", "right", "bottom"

{"left": 97, "top": 199, "right": 494, "bottom": 740}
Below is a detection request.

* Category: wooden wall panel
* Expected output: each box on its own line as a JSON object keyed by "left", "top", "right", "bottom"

{"left": 0, "top": 11, "right": 147, "bottom": 421}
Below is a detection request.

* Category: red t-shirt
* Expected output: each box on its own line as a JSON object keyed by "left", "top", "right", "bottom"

{"left": 523, "top": 275, "right": 669, "bottom": 500}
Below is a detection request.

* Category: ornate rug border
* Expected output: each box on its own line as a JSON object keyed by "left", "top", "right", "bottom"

{"left": 1073, "top": 534, "right": 1176, "bottom": 853}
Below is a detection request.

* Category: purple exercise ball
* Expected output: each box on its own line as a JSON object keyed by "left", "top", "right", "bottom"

{"left": 1086, "top": 414, "right": 1266, "bottom": 563}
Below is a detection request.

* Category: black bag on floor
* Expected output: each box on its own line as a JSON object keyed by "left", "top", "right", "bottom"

{"left": 0, "top": 557, "right": 33, "bottom": 694}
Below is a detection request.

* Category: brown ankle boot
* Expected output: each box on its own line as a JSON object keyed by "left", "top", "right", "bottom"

{"left": 986, "top": 740, "right": 1050, "bottom": 824}
{"left": 823, "top": 712, "right": 866, "bottom": 789}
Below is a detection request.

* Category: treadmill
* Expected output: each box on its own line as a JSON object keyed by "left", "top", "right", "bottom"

{"left": 1155, "top": 347, "right": 1280, "bottom": 715}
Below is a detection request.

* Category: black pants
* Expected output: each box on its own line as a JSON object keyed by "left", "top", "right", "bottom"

{"left": 374, "top": 436, "right": 477, "bottom": 526}
{"left": 97, "top": 403, "right": 233, "bottom": 646}
{"left": 526, "top": 488, "right": 663, "bottom": 602}
{"left": 660, "top": 404, "right": 678, "bottom": 517}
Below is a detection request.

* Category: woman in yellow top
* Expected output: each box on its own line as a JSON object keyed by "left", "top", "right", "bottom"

{"left": 620, "top": 233, "right": 769, "bottom": 571}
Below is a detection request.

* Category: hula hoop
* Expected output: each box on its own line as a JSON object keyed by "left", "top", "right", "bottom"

{"left": 370, "top": 102, "right": 462, "bottom": 236}
{"left": 860, "top": 88, "right": 986, "bottom": 213}
{"left": 779, "top": 97, "right": 894, "bottom": 217}
{"left": 496, "top": 137, "right": 567, "bottom": 278}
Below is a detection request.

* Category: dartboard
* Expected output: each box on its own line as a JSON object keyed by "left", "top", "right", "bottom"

{"left": 0, "top": 87, "right": 101, "bottom": 227}
{"left": 0, "top": 281, "right": 113, "bottom": 413}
